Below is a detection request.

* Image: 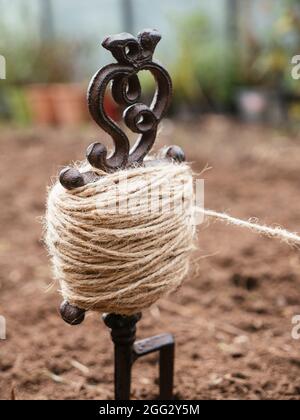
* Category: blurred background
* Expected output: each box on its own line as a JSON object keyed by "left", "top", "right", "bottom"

{"left": 1, "top": 0, "right": 300, "bottom": 126}
{"left": 2, "top": 0, "right": 300, "bottom": 401}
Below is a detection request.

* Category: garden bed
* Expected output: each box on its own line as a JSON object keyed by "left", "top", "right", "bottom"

{"left": 1, "top": 116, "right": 300, "bottom": 400}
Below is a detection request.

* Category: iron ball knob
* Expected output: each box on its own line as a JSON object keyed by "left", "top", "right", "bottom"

{"left": 60, "top": 301, "right": 86, "bottom": 325}
{"left": 164, "top": 145, "right": 186, "bottom": 163}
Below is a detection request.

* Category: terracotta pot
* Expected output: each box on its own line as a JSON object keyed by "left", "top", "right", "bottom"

{"left": 49, "top": 83, "right": 88, "bottom": 126}
{"left": 25, "top": 84, "right": 55, "bottom": 125}
{"left": 25, "top": 83, "right": 121, "bottom": 126}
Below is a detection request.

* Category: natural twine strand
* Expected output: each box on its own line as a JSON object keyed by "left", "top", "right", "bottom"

{"left": 198, "top": 208, "right": 300, "bottom": 247}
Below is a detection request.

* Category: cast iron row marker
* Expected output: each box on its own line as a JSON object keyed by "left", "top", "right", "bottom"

{"left": 59, "top": 29, "right": 184, "bottom": 400}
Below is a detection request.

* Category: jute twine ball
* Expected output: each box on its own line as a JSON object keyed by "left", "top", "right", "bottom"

{"left": 45, "top": 160, "right": 195, "bottom": 315}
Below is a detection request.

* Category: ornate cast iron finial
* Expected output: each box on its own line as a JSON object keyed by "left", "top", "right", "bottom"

{"left": 60, "top": 29, "right": 185, "bottom": 193}
{"left": 87, "top": 28, "right": 175, "bottom": 172}
{"left": 59, "top": 29, "right": 185, "bottom": 324}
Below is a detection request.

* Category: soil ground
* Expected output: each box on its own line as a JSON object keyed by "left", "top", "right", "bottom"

{"left": 1, "top": 116, "right": 300, "bottom": 400}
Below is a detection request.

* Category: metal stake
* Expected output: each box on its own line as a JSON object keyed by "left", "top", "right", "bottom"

{"left": 58, "top": 28, "right": 182, "bottom": 400}
{"left": 103, "top": 313, "right": 174, "bottom": 400}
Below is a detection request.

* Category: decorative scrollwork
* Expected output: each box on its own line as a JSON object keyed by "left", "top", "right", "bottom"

{"left": 87, "top": 29, "right": 173, "bottom": 172}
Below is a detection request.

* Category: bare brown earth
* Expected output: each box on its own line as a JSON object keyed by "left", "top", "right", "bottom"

{"left": 1, "top": 116, "right": 300, "bottom": 400}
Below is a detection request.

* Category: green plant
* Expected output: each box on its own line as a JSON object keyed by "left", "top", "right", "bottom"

{"left": 239, "top": 0, "right": 300, "bottom": 92}
{"left": 170, "top": 11, "right": 238, "bottom": 110}
{"left": 2, "top": 37, "right": 92, "bottom": 85}
{"left": 0, "top": 6, "right": 92, "bottom": 86}
{"left": 0, "top": 13, "right": 94, "bottom": 124}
